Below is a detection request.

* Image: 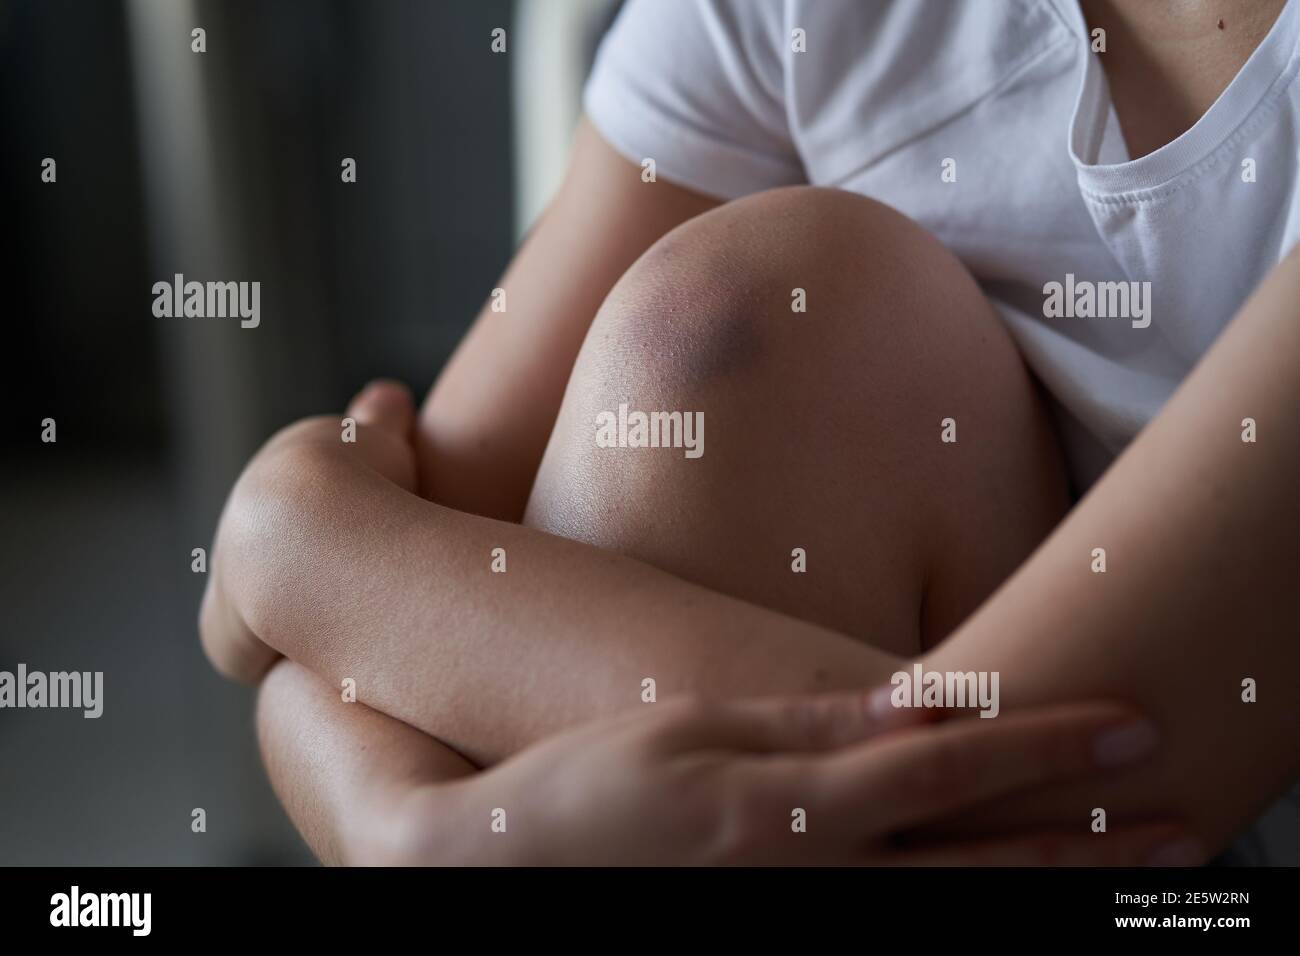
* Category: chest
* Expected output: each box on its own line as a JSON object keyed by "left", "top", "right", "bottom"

{"left": 1080, "top": 0, "right": 1288, "bottom": 158}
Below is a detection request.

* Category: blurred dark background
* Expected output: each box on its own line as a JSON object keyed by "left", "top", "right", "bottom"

{"left": 1, "top": 0, "right": 614, "bottom": 864}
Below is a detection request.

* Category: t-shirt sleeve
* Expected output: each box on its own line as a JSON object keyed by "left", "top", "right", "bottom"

{"left": 582, "top": 0, "right": 804, "bottom": 200}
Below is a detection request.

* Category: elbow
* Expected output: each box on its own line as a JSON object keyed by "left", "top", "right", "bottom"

{"left": 197, "top": 562, "right": 281, "bottom": 685}
{"left": 199, "top": 441, "right": 332, "bottom": 682}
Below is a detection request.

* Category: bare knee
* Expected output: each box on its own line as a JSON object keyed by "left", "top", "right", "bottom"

{"left": 579, "top": 186, "right": 986, "bottom": 395}
{"left": 527, "top": 186, "right": 1067, "bottom": 648}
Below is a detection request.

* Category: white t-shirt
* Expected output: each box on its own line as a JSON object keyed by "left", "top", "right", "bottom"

{"left": 584, "top": 0, "right": 1300, "bottom": 495}
{"left": 584, "top": 0, "right": 1300, "bottom": 862}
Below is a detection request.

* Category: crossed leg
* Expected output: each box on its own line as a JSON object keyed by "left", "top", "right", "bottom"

{"left": 525, "top": 186, "right": 1070, "bottom": 656}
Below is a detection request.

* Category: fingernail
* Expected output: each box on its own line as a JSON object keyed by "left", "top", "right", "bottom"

{"left": 1093, "top": 719, "right": 1159, "bottom": 767}
{"left": 1146, "top": 838, "right": 1203, "bottom": 867}
{"left": 866, "top": 685, "right": 895, "bottom": 716}
{"left": 866, "top": 685, "right": 918, "bottom": 729}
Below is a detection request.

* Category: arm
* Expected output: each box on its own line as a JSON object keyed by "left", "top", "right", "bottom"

{"left": 227, "top": 424, "right": 894, "bottom": 765}
{"left": 259, "top": 657, "right": 1186, "bottom": 865}
{"left": 222, "top": 246, "right": 1300, "bottom": 853}
{"left": 921, "top": 243, "right": 1300, "bottom": 853}
{"left": 257, "top": 659, "right": 477, "bottom": 866}
{"left": 247, "top": 379, "right": 1183, "bottom": 866}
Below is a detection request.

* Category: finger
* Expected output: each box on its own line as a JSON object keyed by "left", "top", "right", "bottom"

{"left": 657, "top": 690, "right": 931, "bottom": 755}
{"left": 346, "top": 379, "right": 415, "bottom": 441}
{"left": 806, "top": 702, "right": 1158, "bottom": 831}
{"left": 891, "top": 823, "right": 1203, "bottom": 867}
{"left": 866, "top": 681, "right": 956, "bottom": 731}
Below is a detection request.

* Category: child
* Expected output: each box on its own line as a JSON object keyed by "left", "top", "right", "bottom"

{"left": 203, "top": 0, "right": 1300, "bottom": 864}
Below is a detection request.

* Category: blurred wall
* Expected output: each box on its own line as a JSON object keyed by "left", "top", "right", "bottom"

{"left": 1, "top": 0, "right": 515, "bottom": 864}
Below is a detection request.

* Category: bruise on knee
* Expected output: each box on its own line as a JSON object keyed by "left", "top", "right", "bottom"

{"left": 584, "top": 228, "right": 785, "bottom": 396}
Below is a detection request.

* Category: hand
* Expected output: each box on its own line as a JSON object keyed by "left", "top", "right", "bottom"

{"left": 387, "top": 694, "right": 1188, "bottom": 865}
{"left": 199, "top": 379, "right": 419, "bottom": 684}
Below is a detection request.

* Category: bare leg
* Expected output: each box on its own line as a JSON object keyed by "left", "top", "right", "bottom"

{"left": 526, "top": 187, "right": 1068, "bottom": 655}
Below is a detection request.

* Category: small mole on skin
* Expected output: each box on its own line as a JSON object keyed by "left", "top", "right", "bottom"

{"left": 1217, "top": 18, "right": 1225, "bottom": 30}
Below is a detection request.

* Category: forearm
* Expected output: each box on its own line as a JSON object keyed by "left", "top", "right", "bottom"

{"left": 226, "top": 439, "right": 896, "bottom": 766}
{"left": 929, "top": 246, "right": 1300, "bottom": 852}
{"left": 257, "top": 659, "right": 478, "bottom": 865}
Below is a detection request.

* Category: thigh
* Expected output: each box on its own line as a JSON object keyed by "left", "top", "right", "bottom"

{"left": 524, "top": 187, "right": 1068, "bottom": 656}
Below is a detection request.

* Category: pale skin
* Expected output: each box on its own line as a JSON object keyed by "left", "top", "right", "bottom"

{"left": 203, "top": 0, "right": 1298, "bottom": 864}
